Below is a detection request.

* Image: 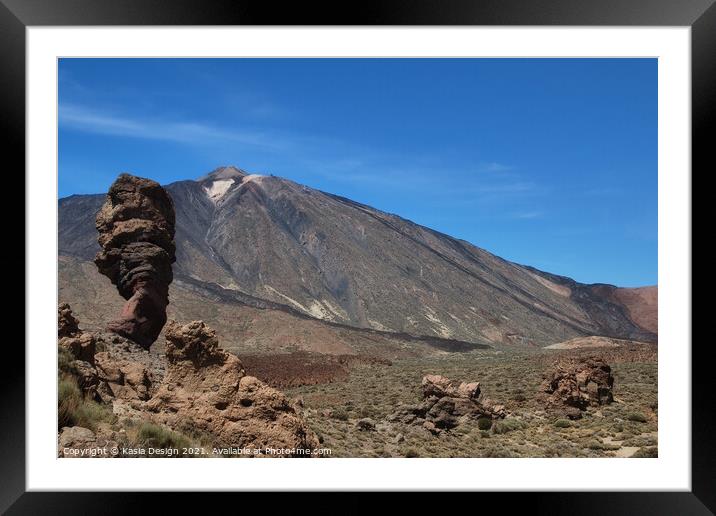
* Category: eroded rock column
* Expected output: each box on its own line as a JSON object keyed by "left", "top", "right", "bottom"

{"left": 94, "top": 174, "right": 176, "bottom": 349}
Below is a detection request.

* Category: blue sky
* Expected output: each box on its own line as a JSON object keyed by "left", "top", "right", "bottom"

{"left": 58, "top": 58, "right": 657, "bottom": 287}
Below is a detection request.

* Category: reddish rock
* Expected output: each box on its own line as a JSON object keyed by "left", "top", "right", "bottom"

{"left": 94, "top": 174, "right": 176, "bottom": 349}
{"left": 58, "top": 303, "right": 96, "bottom": 365}
{"left": 421, "top": 374, "right": 456, "bottom": 398}
{"left": 58, "top": 303, "right": 80, "bottom": 337}
{"left": 541, "top": 356, "right": 614, "bottom": 415}
{"left": 391, "top": 374, "right": 504, "bottom": 432}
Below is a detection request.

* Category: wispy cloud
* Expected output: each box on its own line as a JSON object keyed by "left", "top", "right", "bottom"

{"left": 512, "top": 211, "right": 543, "bottom": 220}
{"left": 59, "top": 104, "right": 284, "bottom": 150}
{"left": 477, "top": 162, "right": 514, "bottom": 173}
{"left": 59, "top": 102, "right": 544, "bottom": 210}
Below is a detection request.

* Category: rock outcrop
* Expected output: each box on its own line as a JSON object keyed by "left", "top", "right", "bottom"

{"left": 541, "top": 356, "right": 614, "bottom": 418}
{"left": 94, "top": 174, "right": 176, "bottom": 349}
{"left": 95, "top": 351, "right": 155, "bottom": 403}
{"left": 58, "top": 302, "right": 80, "bottom": 337}
{"left": 389, "top": 374, "right": 506, "bottom": 434}
{"left": 58, "top": 303, "right": 160, "bottom": 404}
{"left": 146, "top": 320, "right": 320, "bottom": 456}
{"left": 58, "top": 303, "right": 96, "bottom": 365}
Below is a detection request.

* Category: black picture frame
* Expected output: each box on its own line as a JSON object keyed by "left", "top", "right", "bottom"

{"left": 1, "top": 0, "right": 709, "bottom": 512}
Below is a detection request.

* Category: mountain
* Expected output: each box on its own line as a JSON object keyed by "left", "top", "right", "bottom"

{"left": 58, "top": 166, "right": 657, "bottom": 348}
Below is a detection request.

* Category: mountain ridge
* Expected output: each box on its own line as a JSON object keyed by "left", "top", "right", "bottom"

{"left": 58, "top": 166, "right": 657, "bottom": 347}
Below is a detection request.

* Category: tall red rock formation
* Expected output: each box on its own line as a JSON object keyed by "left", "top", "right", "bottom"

{"left": 94, "top": 174, "right": 176, "bottom": 348}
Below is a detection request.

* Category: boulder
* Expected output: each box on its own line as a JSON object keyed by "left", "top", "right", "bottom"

{"left": 356, "top": 418, "right": 376, "bottom": 431}
{"left": 58, "top": 304, "right": 96, "bottom": 364}
{"left": 59, "top": 332, "right": 96, "bottom": 365}
{"left": 58, "top": 303, "right": 80, "bottom": 337}
{"left": 391, "top": 374, "right": 505, "bottom": 434}
{"left": 457, "top": 381, "right": 481, "bottom": 400}
{"left": 541, "top": 356, "right": 614, "bottom": 414}
{"left": 421, "top": 374, "right": 456, "bottom": 398}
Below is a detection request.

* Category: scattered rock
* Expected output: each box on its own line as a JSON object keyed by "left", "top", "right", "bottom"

{"left": 422, "top": 374, "right": 456, "bottom": 398}
{"left": 389, "top": 374, "right": 505, "bottom": 433}
{"left": 457, "top": 381, "right": 481, "bottom": 400}
{"left": 94, "top": 174, "right": 176, "bottom": 349}
{"left": 423, "top": 420, "right": 440, "bottom": 435}
{"left": 356, "top": 418, "right": 376, "bottom": 431}
{"left": 422, "top": 375, "right": 482, "bottom": 401}
{"left": 541, "top": 356, "right": 614, "bottom": 417}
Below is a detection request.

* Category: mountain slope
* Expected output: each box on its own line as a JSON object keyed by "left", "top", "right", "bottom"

{"left": 58, "top": 166, "right": 657, "bottom": 346}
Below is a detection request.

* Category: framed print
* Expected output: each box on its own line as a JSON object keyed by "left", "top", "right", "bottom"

{"left": 2, "top": 0, "right": 710, "bottom": 512}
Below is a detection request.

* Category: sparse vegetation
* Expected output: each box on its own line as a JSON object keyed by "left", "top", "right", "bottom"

{"left": 134, "top": 422, "right": 193, "bottom": 451}
{"left": 477, "top": 417, "right": 493, "bottom": 430}
{"left": 286, "top": 347, "right": 657, "bottom": 458}
{"left": 492, "top": 418, "right": 525, "bottom": 435}
{"left": 632, "top": 446, "right": 658, "bottom": 458}
{"left": 58, "top": 375, "right": 115, "bottom": 431}
{"left": 626, "top": 412, "right": 648, "bottom": 423}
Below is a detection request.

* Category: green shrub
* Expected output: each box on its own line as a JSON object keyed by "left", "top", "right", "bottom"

{"left": 632, "top": 446, "right": 658, "bottom": 458}
{"left": 135, "top": 422, "right": 193, "bottom": 451}
{"left": 511, "top": 390, "right": 527, "bottom": 402}
{"left": 482, "top": 447, "right": 515, "bottom": 458}
{"left": 587, "top": 439, "right": 604, "bottom": 450}
{"left": 331, "top": 408, "right": 349, "bottom": 421}
{"left": 477, "top": 417, "right": 493, "bottom": 431}
{"left": 58, "top": 376, "right": 115, "bottom": 431}
{"left": 554, "top": 419, "right": 572, "bottom": 428}
{"left": 492, "top": 418, "right": 525, "bottom": 434}
{"left": 404, "top": 448, "right": 420, "bottom": 458}
{"left": 626, "top": 412, "right": 648, "bottom": 423}
{"left": 58, "top": 346, "right": 77, "bottom": 375}
{"left": 58, "top": 377, "right": 82, "bottom": 428}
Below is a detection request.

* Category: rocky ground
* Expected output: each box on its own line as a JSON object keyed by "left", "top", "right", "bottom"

{"left": 59, "top": 299, "right": 657, "bottom": 459}
{"left": 285, "top": 345, "right": 657, "bottom": 458}
{"left": 59, "top": 301, "right": 657, "bottom": 459}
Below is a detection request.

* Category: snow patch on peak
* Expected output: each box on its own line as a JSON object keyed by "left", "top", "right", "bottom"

{"left": 204, "top": 179, "right": 235, "bottom": 203}
{"left": 242, "top": 174, "right": 266, "bottom": 184}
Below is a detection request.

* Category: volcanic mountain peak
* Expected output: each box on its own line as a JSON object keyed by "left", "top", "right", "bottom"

{"left": 58, "top": 165, "right": 658, "bottom": 347}
{"left": 199, "top": 166, "right": 270, "bottom": 204}
{"left": 197, "top": 165, "right": 247, "bottom": 182}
